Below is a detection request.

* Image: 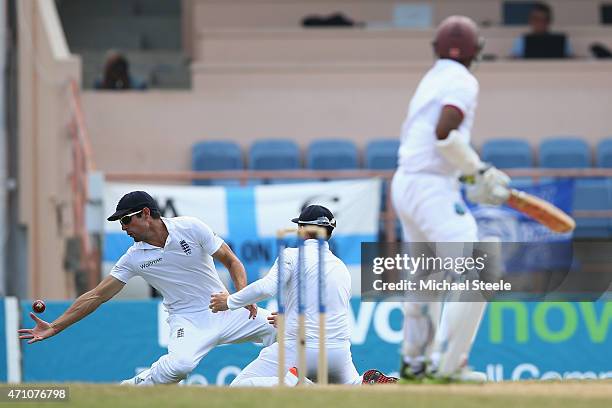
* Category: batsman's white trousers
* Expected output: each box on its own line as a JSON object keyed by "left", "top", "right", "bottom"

{"left": 391, "top": 172, "right": 478, "bottom": 243}
{"left": 129, "top": 307, "right": 276, "bottom": 384}
{"left": 391, "top": 171, "right": 486, "bottom": 375}
{"left": 231, "top": 341, "right": 361, "bottom": 386}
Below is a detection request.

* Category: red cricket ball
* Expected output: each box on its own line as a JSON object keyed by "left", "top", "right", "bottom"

{"left": 32, "top": 299, "right": 46, "bottom": 314}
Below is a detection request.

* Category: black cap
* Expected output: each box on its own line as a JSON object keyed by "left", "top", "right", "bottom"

{"left": 291, "top": 205, "right": 336, "bottom": 228}
{"left": 107, "top": 191, "right": 159, "bottom": 221}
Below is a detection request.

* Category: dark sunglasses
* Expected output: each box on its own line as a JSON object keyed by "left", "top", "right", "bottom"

{"left": 120, "top": 209, "right": 143, "bottom": 225}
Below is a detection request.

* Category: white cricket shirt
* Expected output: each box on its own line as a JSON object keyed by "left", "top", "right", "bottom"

{"left": 397, "top": 59, "right": 479, "bottom": 177}
{"left": 110, "top": 216, "right": 225, "bottom": 314}
{"left": 227, "top": 239, "right": 351, "bottom": 347}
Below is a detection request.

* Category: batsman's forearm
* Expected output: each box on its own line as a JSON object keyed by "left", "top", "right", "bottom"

{"left": 50, "top": 290, "right": 105, "bottom": 333}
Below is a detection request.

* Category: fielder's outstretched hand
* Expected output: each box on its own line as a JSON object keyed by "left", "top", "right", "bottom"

{"left": 267, "top": 311, "right": 278, "bottom": 328}
{"left": 210, "top": 292, "right": 258, "bottom": 319}
{"left": 18, "top": 313, "right": 57, "bottom": 344}
{"left": 209, "top": 292, "right": 230, "bottom": 312}
{"left": 245, "top": 304, "right": 258, "bottom": 320}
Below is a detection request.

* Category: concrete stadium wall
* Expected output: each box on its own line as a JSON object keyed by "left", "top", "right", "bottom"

{"left": 195, "top": 26, "right": 612, "bottom": 63}
{"left": 18, "top": 0, "right": 81, "bottom": 298}
{"left": 188, "top": 0, "right": 602, "bottom": 29}
{"left": 82, "top": 60, "right": 612, "bottom": 173}
{"left": 184, "top": 0, "right": 605, "bottom": 57}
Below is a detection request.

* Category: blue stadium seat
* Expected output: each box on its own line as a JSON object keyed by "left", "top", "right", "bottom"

{"left": 481, "top": 139, "right": 533, "bottom": 168}
{"left": 365, "top": 139, "right": 399, "bottom": 212}
{"left": 307, "top": 139, "right": 359, "bottom": 170}
{"left": 572, "top": 179, "right": 612, "bottom": 238}
{"left": 596, "top": 139, "right": 612, "bottom": 167}
{"left": 365, "top": 139, "right": 400, "bottom": 170}
{"left": 249, "top": 139, "right": 302, "bottom": 184}
{"left": 192, "top": 141, "right": 243, "bottom": 186}
{"left": 249, "top": 139, "right": 300, "bottom": 170}
{"left": 539, "top": 137, "right": 591, "bottom": 168}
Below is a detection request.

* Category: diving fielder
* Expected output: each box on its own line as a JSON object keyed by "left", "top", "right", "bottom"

{"left": 391, "top": 16, "right": 510, "bottom": 382}
{"left": 18, "top": 191, "right": 276, "bottom": 385}
{"left": 210, "top": 205, "right": 397, "bottom": 386}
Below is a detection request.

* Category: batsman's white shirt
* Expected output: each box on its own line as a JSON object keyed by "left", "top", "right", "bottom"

{"left": 392, "top": 58, "right": 480, "bottom": 243}
{"left": 227, "top": 239, "right": 351, "bottom": 346}
{"left": 397, "top": 58, "right": 479, "bottom": 178}
{"left": 110, "top": 216, "right": 227, "bottom": 314}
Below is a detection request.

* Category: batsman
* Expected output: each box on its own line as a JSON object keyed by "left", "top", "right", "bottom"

{"left": 391, "top": 16, "right": 511, "bottom": 383}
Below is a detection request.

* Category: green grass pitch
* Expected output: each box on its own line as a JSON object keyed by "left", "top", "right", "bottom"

{"left": 12, "top": 381, "right": 612, "bottom": 408}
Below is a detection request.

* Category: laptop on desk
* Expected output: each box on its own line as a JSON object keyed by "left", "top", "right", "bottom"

{"left": 524, "top": 33, "right": 568, "bottom": 59}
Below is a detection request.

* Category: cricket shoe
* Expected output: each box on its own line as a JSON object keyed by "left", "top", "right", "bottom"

{"left": 285, "top": 367, "right": 299, "bottom": 386}
{"left": 362, "top": 369, "right": 399, "bottom": 385}
{"left": 453, "top": 367, "right": 487, "bottom": 383}
{"left": 120, "top": 375, "right": 148, "bottom": 386}
{"left": 398, "top": 361, "right": 427, "bottom": 384}
{"left": 120, "top": 369, "right": 152, "bottom": 386}
{"left": 424, "top": 367, "right": 487, "bottom": 384}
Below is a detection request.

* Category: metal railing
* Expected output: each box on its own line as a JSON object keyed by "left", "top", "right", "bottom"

{"left": 106, "top": 167, "right": 612, "bottom": 243}
{"left": 68, "top": 79, "right": 100, "bottom": 290}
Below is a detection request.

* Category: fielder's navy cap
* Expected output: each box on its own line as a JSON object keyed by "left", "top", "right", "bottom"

{"left": 291, "top": 205, "right": 336, "bottom": 228}
{"left": 107, "top": 191, "right": 159, "bottom": 221}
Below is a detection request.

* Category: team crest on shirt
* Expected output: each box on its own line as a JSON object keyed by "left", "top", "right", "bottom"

{"left": 179, "top": 240, "right": 192, "bottom": 255}
{"left": 454, "top": 202, "right": 466, "bottom": 216}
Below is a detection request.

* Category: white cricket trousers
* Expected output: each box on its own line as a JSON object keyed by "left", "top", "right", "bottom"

{"left": 231, "top": 341, "right": 361, "bottom": 386}
{"left": 126, "top": 307, "right": 276, "bottom": 385}
{"left": 391, "top": 171, "right": 486, "bottom": 375}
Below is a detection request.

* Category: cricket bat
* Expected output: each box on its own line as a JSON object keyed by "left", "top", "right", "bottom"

{"left": 506, "top": 189, "right": 575, "bottom": 234}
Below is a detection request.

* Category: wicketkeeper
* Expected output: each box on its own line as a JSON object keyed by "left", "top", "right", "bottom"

{"left": 210, "top": 205, "right": 397, "bottom": 386}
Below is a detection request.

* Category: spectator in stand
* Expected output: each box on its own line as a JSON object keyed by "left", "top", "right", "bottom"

{"left": 510, "top": 2, "right": 573, "bottom": 58}
{"left": 95, "top": 51, "right": 147, "bottom": 90}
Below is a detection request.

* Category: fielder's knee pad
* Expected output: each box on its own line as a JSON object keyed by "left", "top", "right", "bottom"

{"left": 261, "top": 325, "right": 277, "bottom": 347}
{"left": 166, "top": 356, "right": 198, "bottom": 380}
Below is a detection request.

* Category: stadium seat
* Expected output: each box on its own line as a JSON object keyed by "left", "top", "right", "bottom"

{"left": 365, "top": 139, "right": 400, "bottom": 170}
{"left": 192, "top": 141, "right": 243, "bottom": 186}
{"left": 481, "top": 139, "right": 533, "bottom": 168}
{"left": 539, "top": 137, "right": 591, "bottom": 168}
{"left": 572, "top": 179, "right": 612, "bottom": 238}
{"left": 596, "top": 139, "right": 612, "bottom": 167}
{"left": 307, "top": 139, "right": 359, "bottom": 170}
{"left": 249, "top": 139, "right": 302, "bottom": 184}
{"left": 364, "top": 139, "right": 399, "bottom": 212}
{"left": 249, "top": 139, "right": 300, "bottom": 170}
